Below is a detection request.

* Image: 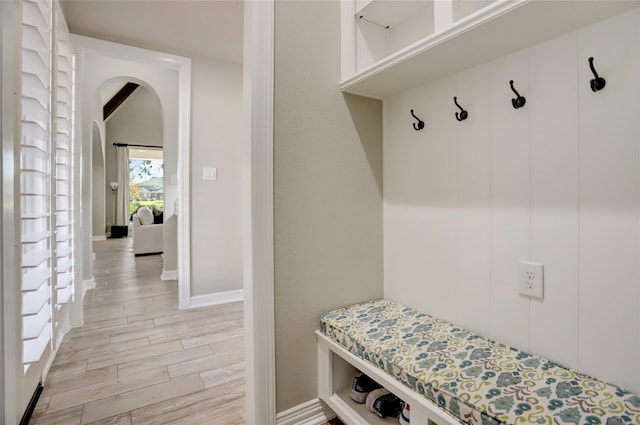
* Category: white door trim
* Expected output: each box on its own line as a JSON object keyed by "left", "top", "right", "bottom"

{"left": 1, "top": 2, "right": 19, "bottom": 421}
{"left": 243, "top": 0, "right": 276, "bottom": 423}
{"left": 176, "top": 60, "right": 192, "bottom": 310}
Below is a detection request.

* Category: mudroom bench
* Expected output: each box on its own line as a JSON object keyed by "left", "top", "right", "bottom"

{"left": 317, "top": 300, "right": 640, "bottom": 425}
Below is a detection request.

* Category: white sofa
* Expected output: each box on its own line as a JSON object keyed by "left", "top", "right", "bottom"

{"left": 133, "top": 207, "right": 163, "bottom": 255}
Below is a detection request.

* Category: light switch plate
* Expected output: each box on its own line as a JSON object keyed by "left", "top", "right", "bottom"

{"left": 518, "top": 260, "right": 544, "bottom": 299}
{"left": 203, "top": 167, "right": 217, "bottom": 181}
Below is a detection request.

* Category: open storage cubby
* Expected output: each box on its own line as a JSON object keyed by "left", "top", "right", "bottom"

{"left": 328, "top": 354, "right": 404, "bottom": 425}
{"left": 317, "top": 331, "right": 457, "bottom": 425}
{"left": 354, "top": 0, "right": 497, "bottom": 73}
{"left": 333, "top": 387, "right": 404, "bottom": 425}
{"left": 355, "top": 0, "right": 435, "bottom": 72}
{"left": 347, "top": 0, "right": 501, "bottom": 77}
{"left": 452, "top": 0, "right": 495, "bottom": 23}
{"left": 341, "top": 0, "right": 638, "bottom": 99}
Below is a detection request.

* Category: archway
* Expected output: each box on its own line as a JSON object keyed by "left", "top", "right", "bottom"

{"left": 98, "top": 79, "right": 165, "bottom": 238}
{"left": 91, "top": 121, "right": 105, "bottom": 239}
{"left": 75, "top": 36, "right": 191, "bottom": 308}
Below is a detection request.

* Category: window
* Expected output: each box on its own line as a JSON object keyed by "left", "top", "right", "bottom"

{"left": 128, "top": 148, "right": 163, "bottom": 218}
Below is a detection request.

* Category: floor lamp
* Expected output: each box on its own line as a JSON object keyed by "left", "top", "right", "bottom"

{"left": 110, "top": 181, "right": 119, "bottom": 231}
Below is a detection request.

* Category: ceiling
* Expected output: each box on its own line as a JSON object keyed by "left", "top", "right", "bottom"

{"left": 60, "top": 0, "right": 244, "bottom": 64}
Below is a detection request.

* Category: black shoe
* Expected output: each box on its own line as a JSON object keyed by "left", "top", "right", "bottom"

{"left": 367, "top": 390, "right": 404, "bottom": 418}
{"left": 349, "top": 373, "right": 382, "bottom": 404}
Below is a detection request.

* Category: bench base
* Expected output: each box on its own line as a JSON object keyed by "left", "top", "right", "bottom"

{"left": 316, "top": 330, "right": 459, "bottom": 425}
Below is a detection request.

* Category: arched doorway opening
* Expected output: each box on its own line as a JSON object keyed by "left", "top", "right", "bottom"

{"left": 91, "top": 121, "right": 105, "bottom": 239}
{"left": 97, "top": 79, "right": 165, "bottom": 239}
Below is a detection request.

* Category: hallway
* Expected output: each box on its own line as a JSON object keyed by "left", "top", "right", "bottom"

{"left": 30, "top": 238, "right": 245, "bottom": 425}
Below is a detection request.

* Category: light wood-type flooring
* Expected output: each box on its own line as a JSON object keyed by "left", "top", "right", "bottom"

{"left": 30, "top": 238, "right": 245, "bottom": 425}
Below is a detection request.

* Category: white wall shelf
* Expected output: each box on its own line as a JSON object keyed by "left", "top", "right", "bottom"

{"left": 341, "top": 0, "right": 639, "bottom": 99}
{"left": 356, "top": 0, "right": 429, "bottom": 28}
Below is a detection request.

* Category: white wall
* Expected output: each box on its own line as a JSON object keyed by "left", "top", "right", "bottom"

{"left": 274, "top": 0, "right": 384, "bottom": 412}
{"left": 383, "top": 8, "right": 640, "bottom": 393}
{"left": 190, "top": 56, "right": 243, "bottom": 295}
{"left": 106, "top": 85, "right": 163, "bottom": 145}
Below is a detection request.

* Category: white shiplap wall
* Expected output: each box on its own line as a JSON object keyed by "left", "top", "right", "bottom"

{"left": 383, "top": 8, "right": 640, "bottom": 393}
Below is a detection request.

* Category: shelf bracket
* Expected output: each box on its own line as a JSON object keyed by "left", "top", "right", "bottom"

{"left": 357, "top": 15, "right": 390, "bottom": 29}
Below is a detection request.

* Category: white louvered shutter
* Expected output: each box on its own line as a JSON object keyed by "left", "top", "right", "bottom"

{"left": 20, "top": 0, "right": 54, "bottom": 370}
{"left": 53, "top": 3, "right": 75, "bottom": 311}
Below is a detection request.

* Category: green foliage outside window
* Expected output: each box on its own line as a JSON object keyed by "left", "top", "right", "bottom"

{"left": 129, "top": 158, "right": 164, "bottom": 214}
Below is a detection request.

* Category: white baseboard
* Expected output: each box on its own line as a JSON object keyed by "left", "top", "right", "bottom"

{"left": 276, "top": 398, "right": 335, "bottom": 425}
{"left": 82, "top": 277, "right": 96, "bottom": 298}
{"left": 188, "top": 289, "right": 244, "bottom": 309}
{"left": 161, "top": 269, "right": 177, "bottom": 281}
{"left": 92, "top": 235, "right": 107, "bottom": 241}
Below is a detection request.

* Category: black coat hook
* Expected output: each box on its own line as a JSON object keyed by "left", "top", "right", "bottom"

{"left": 589, "top": 57, "right": 606, "bottom": 92}
{"left": 410, "top": 109, "right": 425, "bottom": 131}
{"left": 509, "top": 80, "right": 526, "bottom": 109}
{"left": 453, "top": 97, "right": 468, "bottom": 121}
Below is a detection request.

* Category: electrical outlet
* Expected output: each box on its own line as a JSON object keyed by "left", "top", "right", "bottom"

{"left": 518, "top": 261, "right": 544, "bottom": 299}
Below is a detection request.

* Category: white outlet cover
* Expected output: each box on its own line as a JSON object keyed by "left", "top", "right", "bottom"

{"left": 203, "top": 167, "right": 217, "bottom": 181}
{"left": 518, "top": 260, "right": 544, "bottom": 299}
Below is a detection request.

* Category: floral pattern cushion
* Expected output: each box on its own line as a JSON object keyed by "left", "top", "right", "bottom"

{"left": 320, "top": 300, "right": 640, "bottom": 425}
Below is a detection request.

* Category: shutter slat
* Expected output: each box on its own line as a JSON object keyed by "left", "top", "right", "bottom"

{"left": 57, "top": 286, "right": 72, "bottom": 305}
{"left": 56, "top": 272, "right": 72, "bottom": 289}
{"left": 22, "top": 303, "right": 51, "bottom": 339}
{"left": 22, "top": 325, "right": 51, "bottom": 365}
{"left": 22, "top": 250, "right": 49, "bottom": 268}
{"left": 22, "top": 268, "right": 50, "bottom": 292}
{"left": 22, "top": 231, "right": 49, "bottom": 244}
{"left": 57, "top": 258, "right": 71, "bottom": 274}
{"left": 22, "top": 282, "right": 50, "bottom": 315}
{"left": 55, "top": 245, "right": 71, "bottom": 258}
